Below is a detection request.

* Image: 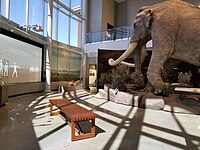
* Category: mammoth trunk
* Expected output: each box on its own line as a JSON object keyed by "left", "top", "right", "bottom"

{"left": 108, "top": 42, "right": 138, "bottom": 66}
{"left": 134, "top": 44, "right": 147, "bottom": 74}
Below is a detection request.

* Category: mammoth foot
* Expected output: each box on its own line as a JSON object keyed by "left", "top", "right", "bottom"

{"left": 140, "top": 83, "right": 169, "bottom": 97}
{"left": 140, "top": 82, "right": 154, "bottom": 92}
{"left": 140, "top": 85, "right": 154, "bottom": 92}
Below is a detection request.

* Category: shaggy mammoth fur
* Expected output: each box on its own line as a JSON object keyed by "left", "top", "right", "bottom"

{"left": 109, "top": 0, "right": 200, "bottom": 94}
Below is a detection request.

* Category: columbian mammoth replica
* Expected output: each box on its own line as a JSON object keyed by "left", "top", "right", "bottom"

{"left": 108, "top": 0, "right": 200, "bottom": 94}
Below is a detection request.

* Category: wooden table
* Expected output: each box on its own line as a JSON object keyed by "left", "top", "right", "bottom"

{"left": 49, "top": 99, "right": 99, "bottom": 141}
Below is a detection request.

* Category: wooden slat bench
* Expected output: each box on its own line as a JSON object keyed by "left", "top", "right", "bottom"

{"left": 174, "top": 87, "right": 200, "bottom": 101}
{"left": 49, "top": 99, "right": 99, "bottom": 141}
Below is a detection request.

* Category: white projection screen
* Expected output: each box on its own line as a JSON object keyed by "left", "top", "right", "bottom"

{"left": 0, "top": 33, "right": 43, "bottom": 83}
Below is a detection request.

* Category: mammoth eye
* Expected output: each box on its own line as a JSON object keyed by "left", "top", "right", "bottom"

{"left": 133, "top": 19, "right": 142, "bottom": 27}
{"left": 134, "top": 21, "right": 142, "bottom": 27}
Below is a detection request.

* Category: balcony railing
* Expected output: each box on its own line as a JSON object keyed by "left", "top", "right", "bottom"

{"left": 86, "top": 26, "right": 132, "bottom": 43}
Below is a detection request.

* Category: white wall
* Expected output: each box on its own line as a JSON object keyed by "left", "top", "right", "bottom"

{"left": 126, "top": 0, "right": 165, "bottom": 25}
{"left": 84, "top": 39, "right": 152, "bottom": 54}
{"left": 87, "top": 0, "right": 102, "bottom": 32}
{"left": 116, "top": 1, "right": 127, "bottom": 27}
{"left": 84, "top": 38, "right": 130, "bottom": 53}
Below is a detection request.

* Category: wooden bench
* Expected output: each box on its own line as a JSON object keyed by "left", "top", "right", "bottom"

{"left": 174, "top": 87, "right": 200, "bottom": 101}
{"left": 49, "top": 99, "right": 99, "bottom": 141}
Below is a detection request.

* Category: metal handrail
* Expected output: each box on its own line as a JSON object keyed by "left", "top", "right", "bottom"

{"left": 86, "top": 26, "right": 132, "bottom": 44}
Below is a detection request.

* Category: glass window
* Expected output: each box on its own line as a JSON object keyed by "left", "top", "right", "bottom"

{"left": 52, "top": 7, "right": 58, "bottom": 40}
{"left": 1, "top": 0, "right": 7, "bottom": 17}
{"left": 58, "top": 11, "right": 69, "bottom": 44}
{"left": 71, "top": 0, "right": 81, "bottom": 10}
{"left": 59, "top": 0, "right": 70, "bottom": 14}
{"left": 70, "top": 18, "right": 80, "bottom": 47}
{"left": 29, "top": 0, "right": 43, "bottom": 33}
{"left": 43, "top": 1, "right": 48, "bottom": 37}
{"left": 71, "top": 0, "right": 81, "bottom": 18}
{"left": 59, "top": 0, "right": 70, "bottom": 7}
{"left": 10, "top": 0, "right": 26, "bottom": 25}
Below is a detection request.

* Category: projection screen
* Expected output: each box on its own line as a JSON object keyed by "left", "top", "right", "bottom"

{"left": 0, "top": 33, "right": 43, "bottom": 83}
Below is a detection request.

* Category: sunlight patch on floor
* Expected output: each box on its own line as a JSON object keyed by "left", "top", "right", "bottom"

{"left": 142, "top": 125, "right": 186, "bottom": 145}
{"left": 138, "top": 135, "right": 184, "bottom": 150}
{"left": 109, "top": 128, "right": 127, "bottom": 150}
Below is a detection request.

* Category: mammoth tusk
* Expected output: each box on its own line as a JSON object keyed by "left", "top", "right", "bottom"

{"left": 108, "top": 42, "right": 138, "bottom": 66}
{"left": 120, "top": 61, "right": 135, "bottom": 67}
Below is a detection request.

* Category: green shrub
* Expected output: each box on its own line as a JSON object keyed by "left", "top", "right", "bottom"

{"left": 129, "top": 72, "right": 145, "bottom": 88}
{"left": 178, "top": 71, "right": 192, "bottom": 85}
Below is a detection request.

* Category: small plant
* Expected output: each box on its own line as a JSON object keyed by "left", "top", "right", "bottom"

{"left": 110, "top": 73, "right": 121, "bottom": 88}
{"left": 162, "top": 83, "right": 169, "bottom": 97}
{"left": 111, "top": 65, "right": 130, "bottom": 85}
{"left": 129, "top": 72, "right": 145, "bottom": 88}
{"left": 178, "top": 71, "right": 192, "bottom": 86}
{"left": 99, "top": 72, "right": 112, "bottom": 87}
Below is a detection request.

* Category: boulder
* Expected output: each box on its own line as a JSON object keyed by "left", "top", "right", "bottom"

{"left": 140, "top": 93, "right": 165, "bottom": 110}
{"left": 104, "top": 84, "right": 118, "bottom": 101}
{"left": 115, "top": 91, "right": 142, "bottom": 106}
{"left": 95, "top": 89, "right": 108, "bottom": 99}
{"left": 108, "top": 88, "right": 118, "bottom": 101}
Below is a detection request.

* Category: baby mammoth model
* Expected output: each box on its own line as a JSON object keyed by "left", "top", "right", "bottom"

{"left": 108, "top": 0, "right": 200, "bottom": 94}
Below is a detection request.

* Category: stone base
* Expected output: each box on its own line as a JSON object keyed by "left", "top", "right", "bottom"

{"left": 115, "top": 91, "right": 142, "bottom": 106}
{"left": 96, "top": 85, "right": 165, "bottom": 110}
{"left": 140, "top": 93, "right": 165, "bottom": 110}
{"left": 96, "top": 89, "right": 108, "bottom": 99}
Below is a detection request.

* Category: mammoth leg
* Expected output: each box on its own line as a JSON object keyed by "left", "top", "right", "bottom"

{"left": 147, "top": 47, "right": 172, "bottom": 93}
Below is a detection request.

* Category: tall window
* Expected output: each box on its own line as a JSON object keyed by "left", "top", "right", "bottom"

{"left": 10, "top": 0, "right": 26, "bottom": 25}
{"left": 29, "top": 0, "right": 43, "bottom": 34}
{"left": 1, "top": 0, "right": 83, "bottom": 83}
{"left": 52, "top": 6, "right": 58, "bottom": 40}
{"left": 70, "top": 18, "right": 80, "bottom": 47}
{"left": 58, "top": 11, "right": 69, "bottom": 44}
{"left": 59, "top": 0, "right": 70, "bottom": 14}
{"left": 1, "top": 0, "right": 7, "bottom": 17}
{"left": 60, "top": 0, "right": 70, "bottom": 7}
{"left": 70, "top": 0, "right": 81, "bottom": 47}
{"left": 43, "top": 1, "right": 48, "bottom": 37}
{"left": 70, "top": 0, "right": 81, "bottom": 10}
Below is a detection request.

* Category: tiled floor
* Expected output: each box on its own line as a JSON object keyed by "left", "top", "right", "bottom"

{"left": 0, "top": 87, "right": 200, "bottom": 150}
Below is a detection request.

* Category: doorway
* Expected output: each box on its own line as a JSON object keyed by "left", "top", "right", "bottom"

{"left": 89, "top": 64, "right": 97, "bottom": 87}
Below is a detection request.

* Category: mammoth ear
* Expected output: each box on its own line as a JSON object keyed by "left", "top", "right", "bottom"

{"left": 144, "top": 9, "right": 153, "bottom": 28}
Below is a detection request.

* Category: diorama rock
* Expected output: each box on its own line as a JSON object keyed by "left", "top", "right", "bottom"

{"left": 114, "top": 91, "right": 142, "bottom": 106}
{"left": 140, "top": 93, "right": 165, "bottom": 110}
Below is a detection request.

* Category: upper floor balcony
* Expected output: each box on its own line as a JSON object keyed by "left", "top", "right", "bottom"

{"left": 85, "top": 26, "right": 152, "bottom": 55}
{"left": 86, "top": 26, "right": 132, "bottom": 44}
